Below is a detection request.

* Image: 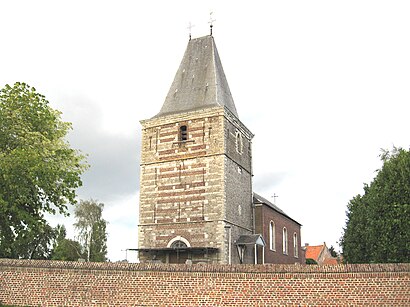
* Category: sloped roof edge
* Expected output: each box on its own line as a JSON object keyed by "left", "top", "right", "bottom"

{"left": 153, "top": 35, "right": 238, "bottom": 119}
{"left": 253, "top": 192, "right": 302, "bottom": 226}
{"left": 235, "top": 234, "right": 266, "bottom": 246}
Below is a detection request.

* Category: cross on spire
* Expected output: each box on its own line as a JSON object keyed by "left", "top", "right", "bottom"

{"left": 187, "top": 22, "right": 195, "bottom": 41}
{"left": 208, "top": 12, "right": 216, "bottom": 36}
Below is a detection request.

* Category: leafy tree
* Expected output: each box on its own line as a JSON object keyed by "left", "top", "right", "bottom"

{"left": 11, "top": 221, "right": 57, "bottom": 259}
{"left": 51, "top": 224, "right": 84, "bottom": 261}
{"left": 53, "top": 224, "right": 67, "bottom": 245}
{"left": 329, "top": 245, "right": 338, "bottom": 258}
{"left": 341, "top": 147, "right": 410, "bottom": 263}
{"left": 52, "top": 239, "right": 84, "bottom": 261}
{"left": 0, "top": 82, "right": 88, "bottom": 258}
{"left": 89, "top": 219, "right": 108, "bottom": 262}
{"left": 74, "top": 199, "right": 108, "bottom": 262}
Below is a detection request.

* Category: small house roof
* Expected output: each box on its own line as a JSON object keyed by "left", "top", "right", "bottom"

{"left": 305, "top": 244, "right": 324, "bottom": 261}
{"left": 323, "top": 257, "right": 339, "bottom": 265}
{"left": 235, "top": 234, "right": 266, "bottom": 246}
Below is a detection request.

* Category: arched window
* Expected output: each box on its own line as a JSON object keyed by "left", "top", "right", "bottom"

{"left": 283, "top": 227, "right": 288, "bottom": 255}
{"left": 293, "top": 233, "right": 298, "bottom": 258}
{"left": 170, "top": 240, "right": 188, "bottom": 249}
{"left": 167, "top": 236, "right": 191, "bottom": 248}
{"left": 269, "top": 221, "right": 275, "bottom": 251}
{"left": 180, "top": 125, "right": 188, "bottom": 141}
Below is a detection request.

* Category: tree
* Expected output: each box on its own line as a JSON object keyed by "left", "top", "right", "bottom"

{"left": 52, "top": 239, "right": 84, "bottom": 261}
{"left": 11, "top": 221, "right": 57, "bottom": 259}
{"left": 74, "top": 199, "right": 108, "bottom": 262}
{"left": 329, "top": 245, "right": 338, "bottom": 258}
{"left": 51, "top": 225, "right": 84, "bottom": 261}
{"left": 341, "top": 147, "right": 410, "bottom": 263}
{"left": 0, "top": 82, "right": 88, "bottom": 258}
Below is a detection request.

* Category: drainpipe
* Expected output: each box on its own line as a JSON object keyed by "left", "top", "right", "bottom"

{"left": 254, "top": 243, "right": 257, "bottom": 264}
{"left": 250, "top": 139, "right": 255, "bottom": 235}
{"left": 224, "top": 225, "right": 232, "bottom": 264}
{"left": 262, "top": 245, "right": 265, "bottom": 264}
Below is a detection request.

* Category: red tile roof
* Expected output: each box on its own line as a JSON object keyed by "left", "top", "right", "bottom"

{"left": 305, "top": 245, "right": 324, "bottom": 261}
{"left": 323, "top": 258, "right": 338, "bottom": 265}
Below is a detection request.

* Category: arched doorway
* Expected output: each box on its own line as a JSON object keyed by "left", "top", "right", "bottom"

{"left": 168, "top": 240, "right": 190, "bottom": 264}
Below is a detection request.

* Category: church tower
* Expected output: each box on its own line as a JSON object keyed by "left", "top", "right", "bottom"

{"left": 138, "top": 35, "right": 254, "bottom": 264}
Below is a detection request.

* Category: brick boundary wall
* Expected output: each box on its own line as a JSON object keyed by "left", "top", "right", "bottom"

{"left": 0, "top": 259, "right": 409, "bottom": 306}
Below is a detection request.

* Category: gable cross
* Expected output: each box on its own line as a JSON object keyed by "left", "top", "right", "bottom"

{"left": 208, "top": 12, "right": 216, "bottom": 35}
{"left": 273, "top": 193, "right": 279, "bottom": 205}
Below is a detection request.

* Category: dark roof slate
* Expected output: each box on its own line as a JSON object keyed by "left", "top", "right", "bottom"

{"left": 253, "top": 192, "right": 302, "bottom": 226}
{"left": 154, "top": 35, "right": 238, "bottom": 118}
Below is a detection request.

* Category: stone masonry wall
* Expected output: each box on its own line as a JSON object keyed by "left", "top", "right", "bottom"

{"left": 139, "top": 107, "right": 230, "bottom": 263}
{"left": 0, "top": 259, "right": 409, "bottom": 306}
{"left": 223, "top": 111, "right": 254, "bottom": 264}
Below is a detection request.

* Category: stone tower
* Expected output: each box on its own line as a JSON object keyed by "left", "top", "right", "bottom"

{"left": 138, "top": 35, "right": 254, "bottom": 264}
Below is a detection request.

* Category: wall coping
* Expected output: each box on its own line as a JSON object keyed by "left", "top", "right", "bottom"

{"left": 0, "top": 259, "right": 409, "bottom": 274}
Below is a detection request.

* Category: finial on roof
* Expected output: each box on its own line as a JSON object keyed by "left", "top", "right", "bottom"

{"left": 187, "top": 22, "right": 195, "bottom": 41}
{"left": 271, "top": 193, "right": 279, "bottom": 205}
{"left": 208, "top": 12, "right": 216, "bottom": 36}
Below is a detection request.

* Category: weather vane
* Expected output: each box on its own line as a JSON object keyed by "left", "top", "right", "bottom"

{"left": 208, "top": 12, "right": 216, "bottom": 36}
{"left": 187, "top": 22, "right": 195, "bottom": 41}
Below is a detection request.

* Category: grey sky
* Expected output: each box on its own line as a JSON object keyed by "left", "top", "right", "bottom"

{"left": 1, "top": 1, "right": 409, "bottom": 261}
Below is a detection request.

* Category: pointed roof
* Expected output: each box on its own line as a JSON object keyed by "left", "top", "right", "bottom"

{"left": 253, "top": 192, "right": 302, "bottom": 226}
{"left": 154, "top": 35, "right": 238, "bottom": 118}
{"left": 235, "top": 234, "right": 266, "bottom": 246}
{"left": 305, "top": 244, "right": 325, "bottom": 261}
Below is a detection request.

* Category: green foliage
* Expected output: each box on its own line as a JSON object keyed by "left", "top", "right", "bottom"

{"left": 329, "top": 245, "right": 338, "bottom": 258}
{"left": 0, "top": 82, "right": 88, "bottom": 258}
{"left": 306, "top": 258, "right": 318, "bottom": 265}
{"left": 74, "top": 199, "right": 108, "bottom": 262}
{"left": 52, "top": 239, "right": 84, "bottom": 261}
{"left": 11, "top": 222, "right": 57, "bottom": 259}
{"left": 341, "top": 147, "right": 410, "bottom": 263}
{"left": 51, "top": 224, "right": 84, "bottom": 261}
{"left": 53, "top": 224, "right": 67, "bottom": 244}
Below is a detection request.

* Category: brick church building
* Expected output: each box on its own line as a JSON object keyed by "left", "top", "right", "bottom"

{"left": 137, "top": 34, "right": 304, "bottom": 265}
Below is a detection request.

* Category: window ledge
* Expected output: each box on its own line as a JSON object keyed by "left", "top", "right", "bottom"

{"left": 173, "top": 140, "right": 195, "bottom": 147}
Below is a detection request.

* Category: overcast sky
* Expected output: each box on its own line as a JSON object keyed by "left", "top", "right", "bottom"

{"left": 1, "top": 1, "right": 409, "bottom": 262}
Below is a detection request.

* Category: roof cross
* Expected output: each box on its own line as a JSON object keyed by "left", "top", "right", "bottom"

{"left": 187, "top": 22, "right": 195, "bottom": 41}
{"left": 208, "top": 12, "right": 216, "bottom": 36}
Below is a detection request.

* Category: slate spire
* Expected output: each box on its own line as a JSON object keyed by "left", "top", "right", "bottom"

{"left": 154, "top": 35, "right": 238, "bottom": 118}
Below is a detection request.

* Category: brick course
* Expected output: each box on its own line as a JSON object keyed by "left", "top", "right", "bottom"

{"left": 0, "top": 259, "right": 409, "bottom": 306}
{"left": 255, "top": 204, "right": 304, "bottom": 264}
{"left": 139, "top": 107, "right": 255, "bottom": 264}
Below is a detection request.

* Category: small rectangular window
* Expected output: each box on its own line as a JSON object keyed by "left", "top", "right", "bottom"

{"left": 180, "top": 125, "right": 188, "bottom": 141}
